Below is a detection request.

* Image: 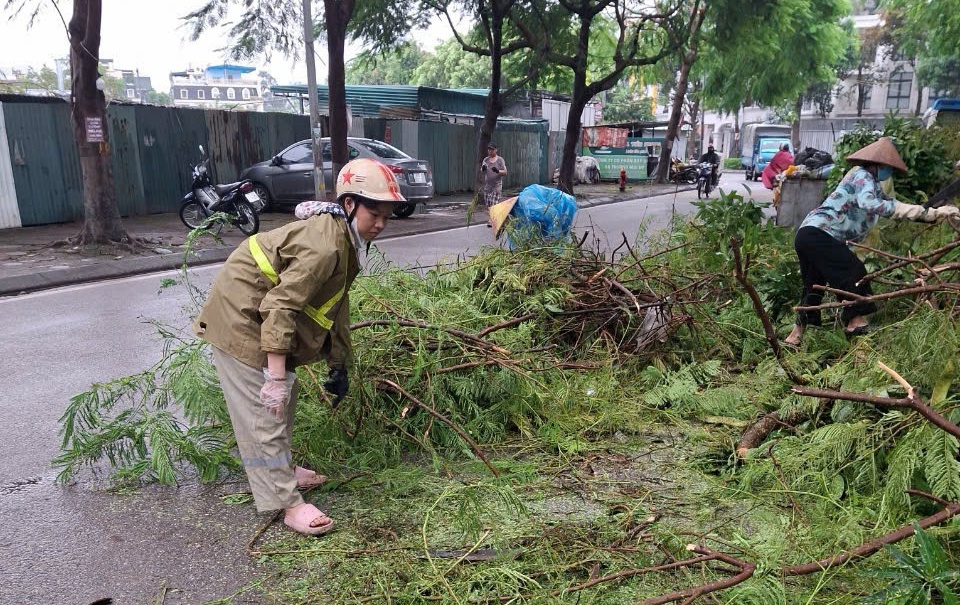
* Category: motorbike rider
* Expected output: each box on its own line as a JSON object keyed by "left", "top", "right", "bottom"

{"left": 194, "top": 158, "right": 406, "bottom": 537}
{"left": 698, "top": 144, "right": 721, "bottom": 186}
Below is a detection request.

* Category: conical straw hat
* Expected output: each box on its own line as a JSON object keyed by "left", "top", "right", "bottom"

{"left": 845, "top": 136, "right": 908, "bottom": 173}
{"left": 488, "top": 196, "right": 518, "bottom": 237}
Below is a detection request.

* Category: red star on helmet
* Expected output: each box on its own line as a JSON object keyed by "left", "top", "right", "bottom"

{"left": 341, "top": 169, "right": 355, "bottom": 184}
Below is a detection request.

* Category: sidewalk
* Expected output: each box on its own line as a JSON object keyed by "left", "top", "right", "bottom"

{"left": 0, "top": 181, "right": 692, "bottom": 296}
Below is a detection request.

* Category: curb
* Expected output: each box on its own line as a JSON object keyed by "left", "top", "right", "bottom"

{"left": 0, "top": 184, "right": 694, "bottom": 297}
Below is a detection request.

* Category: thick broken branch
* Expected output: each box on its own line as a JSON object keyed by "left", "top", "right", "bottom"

{"left": 792, "top": 386, "right": 960, "bottom": 440}
{"left": 780, "top": 500, "right": 960, "bottom": 575}
{"left": 795, "top": 284, "right": 960, "bottom": 311}
{"left": 643, "top": 545, "right": 756, "bottom": 605}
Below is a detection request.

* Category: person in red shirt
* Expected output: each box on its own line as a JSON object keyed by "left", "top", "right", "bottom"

{"left": 762, "top": 143, "right": 794, "bottom": 189}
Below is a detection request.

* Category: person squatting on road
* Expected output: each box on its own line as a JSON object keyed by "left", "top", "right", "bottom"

{"left": 784, "top": 137, "right": 960, "bottom": 346}
{"left": 194, "top": 158, "right": 406, "bottom": 536}
{"left": 481, "top": 142, "right": 507, "bottom": 226}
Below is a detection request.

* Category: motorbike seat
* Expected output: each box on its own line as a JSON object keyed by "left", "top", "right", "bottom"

{"left": 215, "top": 182, "right": 244, "bottom": 195}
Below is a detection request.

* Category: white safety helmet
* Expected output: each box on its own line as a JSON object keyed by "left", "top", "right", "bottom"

{"left": 335, "top": 158, "right": 407, "bottom": 204}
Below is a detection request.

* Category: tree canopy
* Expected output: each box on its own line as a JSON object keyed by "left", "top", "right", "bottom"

{"left": 882, "top": 0, "right": 960, "bottom": 98}
{"left": 699, "top": 0, "right": 853, "bottom": 113}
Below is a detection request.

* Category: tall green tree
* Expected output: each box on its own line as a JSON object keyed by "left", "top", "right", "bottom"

{"left": 426, "top": 0, "right": 544, "bottom": 197}
{"left": 519, "top": 0, "right": 682, "bottom": 193}
{"left": 882, "top": 0, "right": 960, "bottom": 100}
{"left": 5, "top": 0, "right": 136, "bottom": 244}
{"left": 185, "top": 0, "right": 428, "bottom": 184}
{"left": 699, "top": 0, "right": 852, "bottom": 148}
{"left": 346, "top": 41, "right": 431, "bottom": 85}
{"left": 413, "top": 38, "right": 493, "bottom": 89}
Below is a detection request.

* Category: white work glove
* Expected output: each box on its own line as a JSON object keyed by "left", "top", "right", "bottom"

{"left": 260, "top": 369, "right": 296, "bottom": 419}
{"left": 929, "top": 206, "right": 960, "bottom": 222}
{"left": 891, "top": 202, "right": 935, "bottom": 222}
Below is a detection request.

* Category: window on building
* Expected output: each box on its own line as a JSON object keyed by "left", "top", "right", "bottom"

{"left": 126, "top": 89, "right": 135, "bottom": 99}
{"left": 212, "top": 87, "right": 221, "bottom": 99}
{"left": 227, "top": 88, "right": 236, "bottom": 100}
{"left": 242, "top": 88, "right": 251, "bottom": 100}
{"left": 197, "top": 89, "right": 205, "bottom": 100}
{"left": 886, "top": 69, "right": 913, "bottom": 110}
{"left": 180, "top": 89, "right": 188, "bottom": 100}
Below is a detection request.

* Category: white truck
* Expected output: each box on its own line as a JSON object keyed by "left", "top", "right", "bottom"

{"left": 739, "top": 123, "right": 793, "bottom": 181}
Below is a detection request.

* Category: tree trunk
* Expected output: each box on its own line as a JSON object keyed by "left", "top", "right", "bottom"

{"left": 791, "top": 93, "right": 802, "bottom": 150}
{"left": 558, "top": 16, "right": 592, "bottom": 194}
{"left": 655, "top": 4, "right": 705, "bottom": 184}
{"left": 324, "top": 0, "right": 356, "bottom": 183}
{"left": 856, "top": 65, "right": 865, "bottom": 117}
{"left": 686, "top": 91, "right": 700, "bottom": 159}
{"left": 655, "top": 57, "right": 694, "bottom": 184}
{"left": 559, "top": 89, "right": 588, "bottom": 194}
{"left": 69, "top": 0, "right": 128, "bottom": 245}
{"left": 475, "top": 6, "right": 506, "bottom": 197}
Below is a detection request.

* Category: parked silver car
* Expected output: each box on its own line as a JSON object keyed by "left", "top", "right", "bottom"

{"left": 240, "top": 137, "right": 434, "bottom": 217}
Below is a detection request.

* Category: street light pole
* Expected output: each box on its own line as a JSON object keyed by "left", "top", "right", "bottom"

{"left": 303, "top": 0, "right": 326, "bottom": 200}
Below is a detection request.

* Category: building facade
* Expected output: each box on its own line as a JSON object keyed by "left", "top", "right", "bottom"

{"left": 693, "top": 2, "right": 947, "bottom": 160}
{"left": 169, "top": 64, "right": 263, "bottom": 111}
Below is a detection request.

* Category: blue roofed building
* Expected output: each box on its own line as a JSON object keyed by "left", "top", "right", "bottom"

{"left": 169, "top": 64, "right": 263, "bottom": 111}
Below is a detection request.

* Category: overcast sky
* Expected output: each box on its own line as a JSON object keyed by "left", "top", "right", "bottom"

{"left": 1, "top": 1, "right": 452, "bottom": 90}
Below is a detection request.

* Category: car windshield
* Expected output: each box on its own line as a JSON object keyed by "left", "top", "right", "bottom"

{"left": 760, "top": 140, "right": 788, "bottom": 152}
{"left": 359, "top": 140, "right": 410, "bottom": 160}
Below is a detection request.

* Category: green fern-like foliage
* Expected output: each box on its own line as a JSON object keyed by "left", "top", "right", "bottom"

{"left": 54, "top": 339, "right": 237, "bottom": 485}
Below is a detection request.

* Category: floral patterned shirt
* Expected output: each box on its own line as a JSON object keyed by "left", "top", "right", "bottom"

{"left": 799, "top": 167, "right": 896, "bottom": 243}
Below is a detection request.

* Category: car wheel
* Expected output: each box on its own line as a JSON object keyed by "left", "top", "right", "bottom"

{"left": 392, "top": 202, "right": 417, "bottom": 218}
{"left": 251, "top": 183, "right": 272, "bottom": 212}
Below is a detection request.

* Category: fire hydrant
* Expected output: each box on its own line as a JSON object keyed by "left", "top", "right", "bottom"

{"left": 618, "top": 167, "right": 626, "bottom": 192}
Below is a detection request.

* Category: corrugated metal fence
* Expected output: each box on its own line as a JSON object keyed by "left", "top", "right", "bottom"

{"left": 0, "top": 100, "right": 309, "bottom": 226}
{"left": 364, "top": 117, "right": 549, "bottom": 194}
{"left": 1, "top": 99, "right": 552, "bottom": 227}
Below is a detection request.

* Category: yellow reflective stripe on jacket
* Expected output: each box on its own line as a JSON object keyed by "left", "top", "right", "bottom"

{"left": 247, "top": 236, "right": 344, "bottom": 330}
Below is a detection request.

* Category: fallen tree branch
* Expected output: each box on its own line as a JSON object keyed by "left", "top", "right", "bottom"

{"left": 352, "top": 318, "right": 511, "bottom": 354}
{"left": 796, "top": 284, "right": 960, "bottom": 311}
{"left": 476, "top": 313, "right": 537, "bottom": 338}
{"left": 642, "top": 545, "right": 756, "bottom": 605}
{"left": 780, "top": 500, "right": 960, "bottom": 575}
{"left": 736, "top": 401, "right": 831, "bottom": 457}
{"left": 730, "top": 238, "right": 804, "bottom": 383}
{"left": 858, "top": 239, "right": 960, "bottom": 285}
{"left": 791, "top": 386, "right": 960, "bottom": 440}
{"left": 375, "top": 379, "right": 499, "bottom": 477}
{"left": 848, "top": 241, "right": 943, "bottom": 284}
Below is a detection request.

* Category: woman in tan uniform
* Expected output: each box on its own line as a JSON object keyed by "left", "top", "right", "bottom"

{"left": 195, "top": 158, "right": 406, "bottom": 536}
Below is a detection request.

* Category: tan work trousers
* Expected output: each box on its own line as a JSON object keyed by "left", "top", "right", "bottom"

{"left": 212, "top": 346, "right": 303, "bottom": 512}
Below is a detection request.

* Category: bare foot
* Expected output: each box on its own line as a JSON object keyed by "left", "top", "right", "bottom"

{"left": 783, "top": 325, "right": 803, "bottom": 346}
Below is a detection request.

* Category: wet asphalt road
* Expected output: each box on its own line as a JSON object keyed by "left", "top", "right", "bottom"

{"left": 0, "top": 175, "right": 770, "bottom": 604}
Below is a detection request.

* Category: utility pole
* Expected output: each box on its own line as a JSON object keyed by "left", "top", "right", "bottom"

{"left": 303, "top": 0, "right": 326, "bottom": 200}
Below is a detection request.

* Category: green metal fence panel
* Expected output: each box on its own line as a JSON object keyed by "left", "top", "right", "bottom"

{"left": 418, "top": 120, "right": 476, "bottom": 194}
{"left": 492, "top": 124, "right": 547, "bottom": 188}
{"left": 266, "top": 111, "right": 310, "bottom": 161}
{"left": 135, "top": 105, "right": 208, "bottom": 213}
{"left": 108, "top": 105, "right": 146, "bottom": 216}
{"left": 3, "top": 102, "right": 83, "bottom": 226}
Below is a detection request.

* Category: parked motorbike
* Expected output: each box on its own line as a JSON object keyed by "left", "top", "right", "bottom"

{"left": 178, "top": 145, "right": 261, "bottom": 235}
{"left": 696, "top": 162, "right": 715, "bottom": 198}
{"left": 669, "top": 158, "right": 698, "bottom": 184}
